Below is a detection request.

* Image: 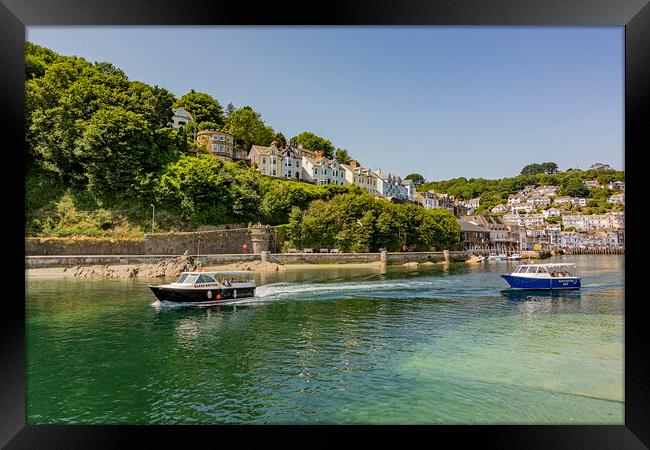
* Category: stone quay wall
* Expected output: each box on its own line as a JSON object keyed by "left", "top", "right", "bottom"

{"left": 143, "top": 228, "right": 255, "bottom": 255}
{"left": 26, "top": 251, "right": 471, "bottom": 269}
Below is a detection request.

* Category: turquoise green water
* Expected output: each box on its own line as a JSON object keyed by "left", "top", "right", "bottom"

{"left": 26, "top": 255, "right": 624, "bottom": 424}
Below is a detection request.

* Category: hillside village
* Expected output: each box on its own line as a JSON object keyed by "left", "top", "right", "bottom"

{"left": 174, "top": 108, "right": 625, "bottom": 254}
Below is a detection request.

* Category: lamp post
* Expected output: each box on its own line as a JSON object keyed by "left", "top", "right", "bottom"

{"left": 151, "top": 204, "right": 155, "bottom": 233}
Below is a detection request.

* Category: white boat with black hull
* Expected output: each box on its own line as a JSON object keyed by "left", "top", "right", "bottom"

{"left": 149, "top": 271, "right": 256, "bottom": 306}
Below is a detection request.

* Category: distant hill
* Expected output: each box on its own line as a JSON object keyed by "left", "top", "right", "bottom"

{"left": 419, "top": 168, "right": 624, "bottom": 214}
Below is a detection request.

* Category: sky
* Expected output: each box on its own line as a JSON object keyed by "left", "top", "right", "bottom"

{"left": 26, "top": 26, "right": 624, "bottom": 181}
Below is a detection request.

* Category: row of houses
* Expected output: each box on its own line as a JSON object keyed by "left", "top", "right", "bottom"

{"left": 457, "top": 215, "right": 625, "bottom": 252}
{"left": 493, "top": 179, "right": 625, "bottom": 215}
{"left": 502, "top": 211, "right": 624, "bottom": 231}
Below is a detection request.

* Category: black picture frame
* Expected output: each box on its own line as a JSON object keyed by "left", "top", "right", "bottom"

{"left": 2, "top": 0, "right": 648, "bottom": 447}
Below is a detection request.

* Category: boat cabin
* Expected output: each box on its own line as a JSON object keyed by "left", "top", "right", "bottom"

{"left": 512, "top": 263, "right": 577, "bottom": 278}
{"left": 170, "top": 271, "right": 254, "bottom": 288}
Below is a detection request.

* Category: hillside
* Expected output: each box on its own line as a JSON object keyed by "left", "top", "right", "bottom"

{"left": 419, "top": 168, "right": 624, "bottom": 215}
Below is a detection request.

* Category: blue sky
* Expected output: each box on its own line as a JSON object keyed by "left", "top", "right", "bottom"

{"left": 27, "top": 26, "right": 624, "bottom": 181}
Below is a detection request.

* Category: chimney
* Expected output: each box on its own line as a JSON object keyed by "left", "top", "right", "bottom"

{"left": 350, "top": 159, "right": 359, "bottom": 168}
{"left": 315, "top": 149, "right": 325, "bottom": 158}
{"left": 270, "top": 140, "right": 278, "bottom": 147}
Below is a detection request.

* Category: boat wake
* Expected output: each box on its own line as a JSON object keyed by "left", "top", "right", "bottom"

{"left": 254, "top": 278, "right": 502, "bottom": 301}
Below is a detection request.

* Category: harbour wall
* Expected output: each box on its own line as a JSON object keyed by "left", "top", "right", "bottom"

{"left": 25, "top": 251, "right": 470, "bottom": 269}
{"left": 562, "top": 248, "right": 624, "bottom": 255}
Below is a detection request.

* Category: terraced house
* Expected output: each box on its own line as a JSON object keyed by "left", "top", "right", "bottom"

{"left": 341, "top": 160, "right": 379, "bottom": 195}
{"left": 248, "top": 143, "right": 284, "bottom": 177}
{"left": 302, "top": 150, "right": 346, "bottom": 185}
{"left": 373, "top": 170, "right": 404, "bottom": 199}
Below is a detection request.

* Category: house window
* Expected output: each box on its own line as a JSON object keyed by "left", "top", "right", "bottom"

{"left": 272, "top": 169, "right": 276, "bottom": 176}
{"left": 262, "top": 157, "right": 266, "bottom": 164}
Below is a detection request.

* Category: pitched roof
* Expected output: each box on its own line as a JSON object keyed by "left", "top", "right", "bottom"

{"left": 457, "top": 220, "right": 489, "bottom": 232}
{"left": 173, "top": 107, "right": 194, "bottom": 120}
{"left": 249, "top": 145, "right": 270, "bottom": 156}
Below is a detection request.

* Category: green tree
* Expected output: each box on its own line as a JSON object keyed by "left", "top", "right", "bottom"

{"left": 223, "top": 106, "right": 275, "bottom": 151}
{"left": 273, "top": 132, "right": 287, "bottom": 149}
{"left": 174, "top": 89, "right": 223, "bottom": 126}
{"left": 225, "top": 102, "right": 236, "bottom": 119}
{"left": 521, "top": 163, "right": 544, "bottom": 175}
{"left": 335, "top": 148, "right": 351, "bottom": 164}
{"left": 291, "top": 131, "right": 335, "bottom": 158}
{"left": 405, "top": 173, "right": 426, "bottom": 186}
{"left": 198, "top": 121, "right": 219, "bottom": 131}
{"left": 417, "top": 208, "right": 461, "bottom": 250}
{"left": 541, "top": 162, "right": 559, "bottom": 174}
{"left": 561, "top": 178, "right": 589, "bottom": 197}
{"left": 76, "top": 107, "right": 157, "bottom": 203}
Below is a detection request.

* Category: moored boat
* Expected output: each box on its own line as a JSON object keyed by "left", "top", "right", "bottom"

{"left": 149, "top": 271, "right": 256, "bottom": 306}
{"left": 508, "top": 253, "right": 522, "bottom": 260}
{"left": 501, "top": 263, "right": 581, "bottom": 290}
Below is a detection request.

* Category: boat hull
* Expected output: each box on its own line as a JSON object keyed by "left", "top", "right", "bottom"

{"left": 149, "top": 285, "right": 256, "bottom": 304}
{"left": 501, "top": 275, "right": 581, "bottom": 290}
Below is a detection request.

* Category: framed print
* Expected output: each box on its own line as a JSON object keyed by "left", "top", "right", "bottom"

{"left": 2, "top": 0, "right": 649, "bottom": 447}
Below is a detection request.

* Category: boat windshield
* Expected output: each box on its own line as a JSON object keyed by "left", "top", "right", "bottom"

{"left": 196, "top": 274, "right": 216, "bottom": 283}
{"left": 182, "top": 275, "right": 198, "bottom": 284}
{"left": 175, "top": 273, "right": 189, "bottom": 283}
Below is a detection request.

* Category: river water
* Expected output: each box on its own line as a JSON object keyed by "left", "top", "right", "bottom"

{"left": 26, "top": 255, "right": 624, "bottom": 424}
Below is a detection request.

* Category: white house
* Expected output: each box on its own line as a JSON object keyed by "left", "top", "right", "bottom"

{"left": 608, "top": 193, "right": 625, "bottom": 204}
{"left": 532, "top": 185, "right": 560, "bottom": 197}
{"left": 542, "top": 207, "right": 562, "bottom": 218}
{"left": 169, "top": 107, "right": 195, "bottom": 129}
{"left": 529, "top": 196, "right": 551, "bottom": 207}
{"left": 491, "top": 204, "right": 509, "bottom": 214}
{"left": 508, "top": 194, "right": 525, "bottom": 204}
{"left": 511, "top": 202, "right": 535, "bottom": 213}
{"left": 341, "top": 161, "right": 379, "bottom": 195}
{"left": 607, "top": 181, "right": 625, "bottom": 191}
{"left": 415, "top": 191, "right": 441, "bottom": 210}
{"left": 373, "top": 170, "right": 403, "bottom": 199}
{"left": 554, "top": 196, "right": 572, "bottom": 205}
{"left": 302, "top": 153, "right": 346, "bottom": 185}
{"left": 401, "top": 179, "right": 415, "bottom": 201}
{"left": 281, "top": 146, "right": 303, "bottom": 180}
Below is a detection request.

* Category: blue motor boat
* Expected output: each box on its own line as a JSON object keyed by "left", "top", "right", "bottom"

{"left": 501, "top": 263, "right": 581, "bottom": 290}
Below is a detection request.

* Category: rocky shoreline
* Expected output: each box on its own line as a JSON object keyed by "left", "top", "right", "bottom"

{"left": 61, "top": 255, "right": 289, "bottom": 278}
{"left": 64, "top": 256, "right": 203, "bottom": 278}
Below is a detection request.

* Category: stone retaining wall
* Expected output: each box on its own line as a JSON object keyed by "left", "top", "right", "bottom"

{"left": 143, "top": 228, "right": 255, "bottom": 255}
{"left": 25, "top": 226, "right": 276, "bottom": 257}
{"left": 25, "top": 238, "right": 146, "bottom": 256}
